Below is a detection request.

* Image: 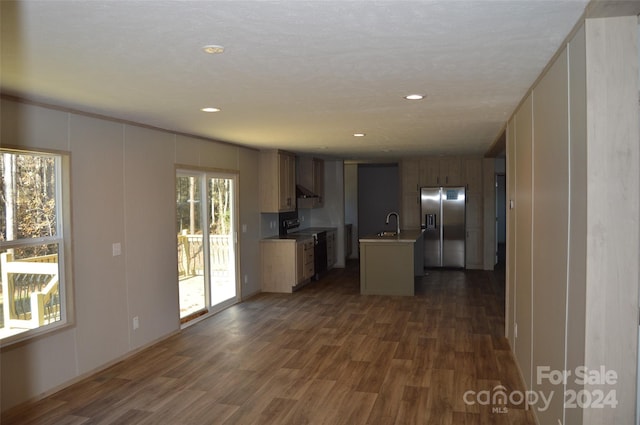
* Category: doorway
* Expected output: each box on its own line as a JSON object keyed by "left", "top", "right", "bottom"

{"left": 496, "top": 173, "right": 506, "bottom": 267}
{"left": 176, "top": 170, "right": 239, "bottom": 323}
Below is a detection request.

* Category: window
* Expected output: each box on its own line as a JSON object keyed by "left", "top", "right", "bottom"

{"left": 0, "top": 148, "right": 72, "bottom": 343}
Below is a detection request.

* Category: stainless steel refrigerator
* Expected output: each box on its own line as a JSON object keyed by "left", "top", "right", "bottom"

{"left": 421, "top": 186, "right": 466, "bottom": 268}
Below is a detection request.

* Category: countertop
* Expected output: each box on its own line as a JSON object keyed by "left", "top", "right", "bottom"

{"left": 261, "top": 234, "right": 314, "bottom": 242}
{"left": 261, "top": 226, "right": 338, "bottom": 242}
{"left": 359, "top": 229, "right": 424, "bottom": 243}
{"left": 292, "top": 227, "right": 338, "bottom": 233}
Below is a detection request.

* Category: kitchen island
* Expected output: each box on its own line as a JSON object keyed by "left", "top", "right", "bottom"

{"left": 359, "top": 230, "right": 424, "bottom": 296}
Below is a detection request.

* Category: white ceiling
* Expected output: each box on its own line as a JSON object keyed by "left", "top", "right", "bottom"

{"left": 0, "top": 0, "right": 590, "bottom": 159}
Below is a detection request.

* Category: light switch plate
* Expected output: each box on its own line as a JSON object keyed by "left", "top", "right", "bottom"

{"left": 112, "top": 242, "right": 121, "bottom": 256}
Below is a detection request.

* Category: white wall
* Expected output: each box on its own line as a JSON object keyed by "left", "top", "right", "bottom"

{"left": 506, "top": 16, "right": 639, "bottom": 425}
{"left": 0, "top": 98, "right": 261, "bottom": 410}
{"left": 530, "top": 45, "right": 570, "bottom": 424}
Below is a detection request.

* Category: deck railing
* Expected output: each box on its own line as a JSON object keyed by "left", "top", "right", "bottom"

{"left": 0, "top": 252, "right": 60, "bottom": 329}
{"left": 177, "top": 233, "right": 232, "bottom": 279}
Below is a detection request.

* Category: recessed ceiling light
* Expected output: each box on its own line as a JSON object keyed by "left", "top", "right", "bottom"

{"left": 201, "top": 107, "right": 221, "bottom": 112}
{"left": 353, "top": 133, "right": 366, "bottom": 137}
{"left": 203, "top": 45, "right": 225, "bottom": 54}
{"left": 404, "top": 94, "right": 425, "bottom": 100}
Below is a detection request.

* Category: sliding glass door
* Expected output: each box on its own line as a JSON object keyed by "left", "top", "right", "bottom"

{"left": 176, "top": 170, "right": 238, "bottom": 323}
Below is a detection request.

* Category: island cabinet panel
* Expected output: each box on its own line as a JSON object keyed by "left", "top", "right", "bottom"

{"left": 259, "top": 149, "right": 296, "bottom": 213}
{"left": 360, "top": 242, "right": 415, "bottom": 296}
{"left": 359, "top": 230, "right": 423, "bottom": 296}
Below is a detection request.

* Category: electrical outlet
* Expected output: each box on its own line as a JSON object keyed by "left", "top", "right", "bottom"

{"left": 242, "top": 224, "right": 247, "bottom": 233}
{"left": 132, "top": 316, "right": 139, "bottom": 330}
{"left": 112, "top": 242, "right": 121, "bottom": 256}
{"left": 244, "top": 275, "right": 248, "bottom": 284}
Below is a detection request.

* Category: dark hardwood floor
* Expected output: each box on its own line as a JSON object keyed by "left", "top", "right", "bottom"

{"left": 3, "top": 262, "right": 536, "bottom": 425}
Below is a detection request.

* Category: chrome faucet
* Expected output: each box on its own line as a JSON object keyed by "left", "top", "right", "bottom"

{"left": 385, "top": 211, "right": 400, "bottom": 235}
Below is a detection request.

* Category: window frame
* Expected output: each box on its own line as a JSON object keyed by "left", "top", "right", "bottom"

{"left": 0, "top": 147, "right": 74, "bottom": 346}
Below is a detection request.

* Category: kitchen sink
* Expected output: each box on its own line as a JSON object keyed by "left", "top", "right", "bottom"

{"left": 376, "top": 231, "right": 398, "bottom": 237}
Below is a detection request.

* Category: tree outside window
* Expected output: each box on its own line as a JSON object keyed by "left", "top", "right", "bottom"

{"left": 1, "top": 149, "right": 68, "bottom": 341}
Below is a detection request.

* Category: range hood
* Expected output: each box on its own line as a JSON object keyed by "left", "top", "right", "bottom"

{"left": 296, "top": 184, "right": 319, "bottom": 199}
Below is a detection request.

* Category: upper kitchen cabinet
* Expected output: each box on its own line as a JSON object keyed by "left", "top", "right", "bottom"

{"left": 419, "top": 157, "right": 463, "bottom": 186}
{"left": 297, "top": 156, "right": 324, "bottom": 209}
{"left": 259, "top": 149, "right": 296, "bottom": 213}
{"left": 464, "top": 158, "right": 483, "bottom": 193}
{"left": 400, "top": 159, "right": 420, "bottom": 194}
{"left": 419, "top": 158, "right": 440, "bottom": 186}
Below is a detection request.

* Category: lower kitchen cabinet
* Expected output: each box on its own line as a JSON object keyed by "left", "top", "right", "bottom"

{"left": 326, "top": 229, "right": 337, "bottom": 269}
{"left": 297, "top": 239, "right": 315, "bottom": 282}
{"left": 260, "top": 238, "right": 314, "bottom": 293}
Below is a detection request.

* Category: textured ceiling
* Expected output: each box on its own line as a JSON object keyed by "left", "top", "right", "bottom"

{"left": 0, "top": 0, "right": 589, "bottom": 159}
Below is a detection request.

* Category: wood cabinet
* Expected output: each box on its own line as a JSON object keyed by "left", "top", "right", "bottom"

{"left": 259, "top": 150, "right": 296, "bottom": 213}
{"left": 464, "top": 157, "right": 483, "bottom": 269}
{"left": 260, "top": 238, "right": 314, "bottom": 293}
{"left": 401, "top": 193, "right": 421, "bottom": 230}
{"left": 419, "top": 157, "right": 463, "bottom": 186}
{"left": 465, "top": 192, "right": 483, "bottom": 228}
{"left": 400, "top": 159, "right": 421, "bottom": 230}
{"left": 464, "top": 158, "right": 483, "bottom": 194}
{"left": 465, "top": 228, "right": 483, "bottom": 269}
{"left": 419, "top": 158, "right": 441, "bottom": 186}
{"left": 400, "top": 155, "right": 486, "bottom": 270}
{"left": 400, "top": 159, "right": 420, "bottom": 194}
{"left": 297, "top": 157, "right": 324, "bottom": 209}
{"left": 326, "top": 229, "right": 337, "bottom": 269}
{"left": 297, "top": 239, "right": 315, "bottom": 283}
